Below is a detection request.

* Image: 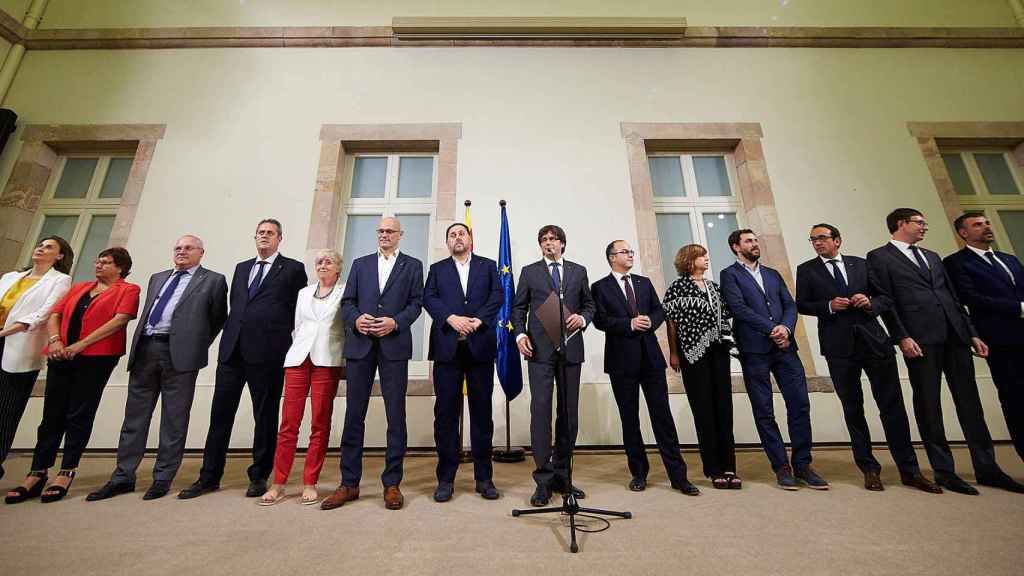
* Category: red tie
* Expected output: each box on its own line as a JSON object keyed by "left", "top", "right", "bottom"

{"left": 622, "top": 275, "right": 639, "bottom": 318}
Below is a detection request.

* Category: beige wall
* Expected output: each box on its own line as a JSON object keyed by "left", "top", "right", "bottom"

{"left": 35, "top": 0, "right": 1021, "bottom": 28}
{"left": 3, "top": 43, "right": 1021, "bottom": 451}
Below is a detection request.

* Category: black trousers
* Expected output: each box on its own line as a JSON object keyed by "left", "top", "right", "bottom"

{"left": 825, "top": 347, "right": 919, "bottom": 474}
{"left": 432, "top": 342, "right": 494, "bottom": 483}
{"left": 31, "top": 355, "right": 119, "bottom": 470}
{"left": 199, "top": 348, "right": 284, "bottom": 484}
{"left": 0, "top": 338, "right": 41, "bottom": 480}
{"left": 527, "top": 357, "right": 580, "bottom": 489}
{"left": 609, "top": 364, "right": 687, "bottom": 486}
{"left": 111, "top": 338, "right": 200, "bottom": 486}
{"left": 985, "top": 346, "right": 1024, "bottom": 462}
{"left": 903, "top": 338, "right": 1000, "bottom": 481}
{"left": 679, "top": 342, "right": 735, "bottom": 477}
{"left": 340, "top": 341, "right": 408, "bottom": 488}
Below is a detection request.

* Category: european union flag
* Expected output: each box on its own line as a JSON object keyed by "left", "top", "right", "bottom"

{"left": 495, "top": 200, "right": 523, "bottom": 400}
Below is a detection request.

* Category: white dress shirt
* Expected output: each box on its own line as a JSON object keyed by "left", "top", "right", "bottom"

{"left": 889, "top": 239, "right": 928, "bottom": 269}
{"left": 378, "top": 249, "right": 400, "bottom": 291}
{"left": 820, "top": 254, "right": 848, "bottom": 315}
{"left": 454, "top": 254, "right": 471, "bottom": 295}
{"left": 738, "top": 259, "right": 765, "bottom": 292}
{"left": 610, "top": 270, "right": 632, "bottom": 301}
{"left": 966, "top": 244, "right": 1024, "bottom": 317}
{"left": 248, "top": 251, "right": 279, "bottom": 286}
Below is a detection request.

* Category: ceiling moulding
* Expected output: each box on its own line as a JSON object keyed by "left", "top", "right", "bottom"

{"left": 391, "top": 16, "right": 687, "bottom": 40}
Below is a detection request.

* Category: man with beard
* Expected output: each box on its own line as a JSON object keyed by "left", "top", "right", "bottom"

{"left": 720, "top": 229, "right": 826, "bottom": 491}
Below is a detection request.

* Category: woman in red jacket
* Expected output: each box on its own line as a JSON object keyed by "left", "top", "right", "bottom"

{"left": 5, "top": 247, "right": 139, "bottom": 504}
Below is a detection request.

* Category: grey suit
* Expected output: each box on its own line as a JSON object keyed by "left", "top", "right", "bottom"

{"left": 111, "top": 266, "right": 228, "bottom": 487}
{"left": 511, "top": 258, "right": 594, "bottom": 488}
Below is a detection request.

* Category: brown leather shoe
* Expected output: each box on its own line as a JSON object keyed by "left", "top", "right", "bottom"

{"left": 320, "top": 485, "right": 359, "bottom": 510}
{"left": 864, "top": 470, "right": 884, "bottom": 491}
{"left": 383, "top": 485, "right": 404, "bottom": 510}
{"left": 900, "top": 472, "right": 943, "bottom": 494}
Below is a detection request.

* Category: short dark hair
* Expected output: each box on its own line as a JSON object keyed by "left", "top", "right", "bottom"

{"left": 98, "top": 247, "right": 132, "bottom": 278}
{"left": 674, "top": 244, "right": 707, "bottom": 276}
{"left": 33, "top": 235, "right": 75, "bottom": 275}
{"left": 810, "top": 223, "right": 841, "bottom": 240}
{"left": 886, "top": 208, "right": 922, "bottom": 234}
{"left": 257, "top": 218, "right": 283, "bottom": 236}
{"left": 727, "top": 229, "right": 755, "bottom": 255}
{"left": 537, "top": 225, "right": 566, "bottom": 254}
{"left": 953, "top": 211, "right": 987, "bottom": 231}
{"left": 605, "top": 240, "right": 625, "bottom": 264}
{"left": 445, "top": 222, "right": 471, "bottom": 238}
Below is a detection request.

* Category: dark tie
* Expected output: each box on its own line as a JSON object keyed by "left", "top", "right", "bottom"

{"left": 147, "top": 270, "right": 186, "bottom": 329}
{"left": 985, "top": 252, "right": 1015, "bottom": 285}
{"left": 248, "top": 261, "right": 268, "bottom": 300}
{"left": 909, "top": 245, "right": 929, "bottom": 272}
{"left": 622, "top": 275, "right": 639, "bottom": 317}
{"left": 827, "top": 259, "right": 848, "bottom": 295}
{"left": 550, "top": 262, "right": 562, "bottom": 294}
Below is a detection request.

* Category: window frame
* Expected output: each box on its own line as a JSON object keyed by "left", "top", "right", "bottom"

{"left": 943, "top": 147, "right": 1024, "bottom": 254}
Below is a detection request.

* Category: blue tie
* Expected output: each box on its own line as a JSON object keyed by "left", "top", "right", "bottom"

{"left": 550, "top": 262, "right": 562, "bottom": 294}
{"left": 147, "top": 270, "right": 185, "bottom": 329}
{"left": 985, "top": 252, "right": 1015, "bottom": 285}
{"left": 909, "top": 245, "right": 929, "bottom": 272}
{"left": 828, "top": 259, "right": 848, "bottom": 295}
{"left": 248, "top": 261, "right": 267, "bottom": 300}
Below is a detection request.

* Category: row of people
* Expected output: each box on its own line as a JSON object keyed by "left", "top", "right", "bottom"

{"left": 1, "top": 208, "right": 1021, "bottom": 507}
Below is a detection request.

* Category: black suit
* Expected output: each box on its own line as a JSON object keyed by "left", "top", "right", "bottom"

{"left": 795, "top": 255, "right": 919, "bottom": 474}
{"left": 591, "top": 272, "right": 688, "bottom": 486}
{"left": 511, "top": 258, "right": 594, "bottom": 489}
{"left": 867, "top": 242, "right": 1001, "bottom": 481}
{"left": 944, "top": 247, "right": 1024, "bottom": 462}
{"left": 199, "top": 254, "right": 307, "bottom": 485}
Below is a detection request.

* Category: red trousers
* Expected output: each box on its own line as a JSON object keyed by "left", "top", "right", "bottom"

{"left": 273, "top": 357, "right": 341, "bottom": 485}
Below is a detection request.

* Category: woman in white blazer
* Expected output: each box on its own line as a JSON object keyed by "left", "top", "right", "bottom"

{"left": 0, "top": 236, "right": 73, "bottom": 483}
{"left": 261, "top": 249, "right": 345, "bottom": 506}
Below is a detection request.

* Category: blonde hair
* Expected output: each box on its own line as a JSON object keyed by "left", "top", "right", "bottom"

{"left": 314, "top": 249, "right": 343, "bottom": 268}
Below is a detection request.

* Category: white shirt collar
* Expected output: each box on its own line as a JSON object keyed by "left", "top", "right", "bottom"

{"left": 256, "top": 251, "right": 279, "bottom": 265}
{"left": 543, "top": 256, "right": 563, "bottom": 267}
{"left": 737, "top": 259, "right": 760, "bottom": 273}
{"left": 819, "top": 253, "right": 843, "bottom": 265}
{"left": 611, "top": 270, "right": 631, "bottom": 282}
{"left": 889, "top": 239, "right": 914, "bottom": 251}
{"left": 966, "top": 244, "right": 994, "bottom": 258}
{"left": 453, "top": 254, "right": 472, "bottom": 267}
{"left": 378, "top": 249, "right": 401, "bottom": 261}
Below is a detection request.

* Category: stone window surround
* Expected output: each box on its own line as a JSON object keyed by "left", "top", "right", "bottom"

{"left": 620, "top": 122, "right": 832, "bottom": 393}
{"left": 308, "top": 123, "right": 461, "bottom": 396}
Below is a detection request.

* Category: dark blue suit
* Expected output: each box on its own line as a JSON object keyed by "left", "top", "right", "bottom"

{"left": 200, "top": 254, "right": 307, "bottom": 484}
{"left": 423, "top": 254, "right": 503, "bottom": 483}
{"left": 944, "top": 247, "right": 1024, "bottom": 461}
{"left": 720, "top": 261, "right": 813, "bottom": 472}
{"left": 338, "top": 251, "right": 423, "bottom": 488}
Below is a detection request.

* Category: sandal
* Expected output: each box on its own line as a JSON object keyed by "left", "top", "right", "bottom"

{"left": 725, "top": 472, "right": 743, "bottom": 490}
{"left": 258, "top": 486, "right": 287, "bottom": 506}
{"left": 40, "top": 469, "right": 76, "bottom": 503}
{"left": 5, "top": 470, "right": 48, "bottom": 504}
{"left": 300, "top": 485, "right": 320, "bottom": 506}
{"left": 711, "top": 475, "right": 730, "bottom": 490}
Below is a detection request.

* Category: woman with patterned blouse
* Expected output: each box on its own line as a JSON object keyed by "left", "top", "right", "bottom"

{"left": 663, "top": 244, "right": 740, "bottom": 489}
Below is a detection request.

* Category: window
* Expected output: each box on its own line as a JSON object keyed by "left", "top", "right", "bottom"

{"left": 21, "top": 154, "right": 133, "bottom": 283}
{"left": 649, "top": 153, "right": 744, "bottom": 284}
{"left": 942, "top": 149, "right": 1024, "bottom": 254}
{"left": 339, "top": 153, "right": 436, "bottom": 372}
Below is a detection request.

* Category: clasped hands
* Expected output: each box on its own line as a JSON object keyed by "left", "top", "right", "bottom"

{"left": 630, "top": 315, "right": 652, "bottom": 332}
{"left": 516, "top": 314, "right": 586, "bottom": 359}
{"left": 355, "top": 313, "right": 398, "bottom": 337}
{"left": 47, "top": 340, "right": 85, "bottom": 361}
{"left": 830, "top": 293, "right": 871, "bottom": 312}
{"left": 769, "top": 325, "right": 791, "bottom": 350}
{"left": 446, "top": 314, "right": 483, "bottom": 337}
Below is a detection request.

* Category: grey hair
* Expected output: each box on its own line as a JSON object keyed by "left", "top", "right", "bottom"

{"left": 314, "top": 249, "right": 343, "bottom": 267}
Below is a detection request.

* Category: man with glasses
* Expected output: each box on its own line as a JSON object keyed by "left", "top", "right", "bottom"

{"left": 180, "top": 219, "right": 307, "bottom": 499}
{"left": 796, "top": 224, "right": 939, "bottom": 493}
{"left": 591, "top": 240, "right": 698, "bottom": 495}
{"left": 322, "top": 216, "right": 424, "bottom": 511}
{"left": 868, "top": 208, "right": 1022, "bottom": 494}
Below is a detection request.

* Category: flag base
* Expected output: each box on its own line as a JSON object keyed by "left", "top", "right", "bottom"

{"left": 492, "top": 447, "right": 526, "bottom": 463}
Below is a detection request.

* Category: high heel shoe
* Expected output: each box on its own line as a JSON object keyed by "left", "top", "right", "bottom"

{"left": 40, "top": 469, "right": 76, "bottom": 503}
{"left": 5, "top": 470, "right": 48, "bottom": 504}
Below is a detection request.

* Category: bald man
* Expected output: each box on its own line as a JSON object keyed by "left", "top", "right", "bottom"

{"left": 323, "top": 216, "right": 424, "bottom": 511}
{"left": 89, "top": 235, "right": 228, "bottom": 501}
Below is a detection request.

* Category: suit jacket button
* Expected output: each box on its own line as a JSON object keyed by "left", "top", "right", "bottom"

{"left": 464, "top": 300, "right": 469, "bottom": 304}
{"left": 377, "top": 304, "right": 383, "bottom": 309}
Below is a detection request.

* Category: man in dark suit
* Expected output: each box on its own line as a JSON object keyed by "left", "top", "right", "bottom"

{"left": 179, "top": 219, "right": 307, "bottom": 499}
{"left": 87, "top": 235, "right": 228, "bottom": 501}
{"left": 720, "top": 229, "right": 828, "bottom": 491}
{"left": 322, "top": 216, "right": 423, "bottom": 511}
{"left": 512, "top": 224, "right": 595, "bottom": 506}
{"left": 591, "top": 240, "right": 698, "bottom": 495}
{"left": 796, "top": 224, "right": 939, "bottom": 493}
{"left": 422, "top": 223, "right": 503, "bottom": 502}
{"left": 944, "top": 212, "right": 1024, "bottom": 463}
{"left": 868, "top": 207, "right": 1022, "bottom": 494}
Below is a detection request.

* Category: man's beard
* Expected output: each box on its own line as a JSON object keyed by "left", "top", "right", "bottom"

{"left": 742, "top": 249, "right": 760, "bottom": 262}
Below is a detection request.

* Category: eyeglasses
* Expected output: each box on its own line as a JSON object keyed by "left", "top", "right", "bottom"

{"left": 908, "top": 218, "right": 928, "bottom": 228}
{"left": 376, "top": 229, "right": 400, "bottom": 236}
{"left": 612, "top": 250, "right": 635, "bottom": 257}
{"left": 808, "top": 235, "right": 833, "bottom": 242}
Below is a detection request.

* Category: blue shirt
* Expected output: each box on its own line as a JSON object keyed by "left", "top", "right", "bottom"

{"left": 144, "top": 265, "right": 199, "bottom": 335}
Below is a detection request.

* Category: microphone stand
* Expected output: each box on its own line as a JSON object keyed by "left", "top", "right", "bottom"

{"left": 511, "top": 265, "right": 631, "bottom": 553}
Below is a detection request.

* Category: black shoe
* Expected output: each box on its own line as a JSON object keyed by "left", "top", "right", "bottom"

{"left": 937, "top": 475, "right": 980, "bottom": 495}
{"left": 5, "top": 471, "right": 48, "bottom": 504}
{"left": 899, "top": 471, "right": 943, "bottom": 494}
{"left": 672, "top": 480, "right": 701, "bottom": 496}
{"left": 628, "top": 477, "right": 646, "bottom": 492}
{"left": 794, "top": 466, "right": 830, "bottom": 490}
{"left": 433, "top": 481, "right": 454, "bottom": 502}
{"left": 86, "top": 481, "right": 135, "bottom": 502}
{"left": 977, "top": 473, "right": 1024, "bottom": 494}
{"left": 530, "top": 484, "right": 550, "bottom": 507}
{"left": 776, "top": 465, "right": 800, "bottom": 491}
{"left": 178, "top": 480, "right": 219, "bottom": 500}
{"left": 143, "top": 483, "right": 171, "bottom": 500}
{"left": 475, "top": 480, "right": 500, "bottom": 500}
{"left": 245, "top": 479, "right": 268, "bottom": 498}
